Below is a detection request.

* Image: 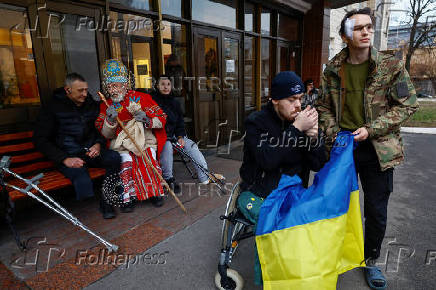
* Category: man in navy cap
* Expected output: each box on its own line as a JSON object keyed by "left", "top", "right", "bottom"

{"left": 238, "top": 71, "right": 327, "bottom": 285}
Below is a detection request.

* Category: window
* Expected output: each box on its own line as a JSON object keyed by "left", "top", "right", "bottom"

{"left": 278, "top": 13, "right": 299, "bottom": 41}
{"left": 261, "top": 39, "right": 271, "bottom": 106}
{"left": 110, "top": 12, "right": 154, "bottom": 90}
{"left": 244, "top": 36, "right": 256, "bottom": 113}
{"left": 192, "top": 0, "right": 236, "bottom": 28}
{"left": 109, "top": 0, "right": 151, "bottom": 11}
{"left": 0, "top": 4, "right": 39, "bottom": 107}
{"left": 261, "top": 8, "right": 271, "bottom": 35}
{"left": 47, "top": 13, "right": 100, "bottom": 95}
{"left": 162, "top": 20, "right": 192, "bottom": 131}
{"left": 278, "top": 45, "right": 289, "bottom": 72}
{"left": 244, "top": 2, "right": 255, "bottom": 32}
{"left": 161, "top": 0, "right": 182, "bottom": 18}
{"left": 162, "top": 21, "right": 187, "bottom": 97}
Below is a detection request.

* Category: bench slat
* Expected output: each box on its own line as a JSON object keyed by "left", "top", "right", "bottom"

{"left": 12, "top": 161, "right": 55, "bottom": 175}
{"left": 11, "top": 152, "right": 45, "bottom": 163}
{"left": 0, "top": 131, "right": 33, "bottom": 142}
{"left": 0, "top": 142, "right": 34, "bottom": 155}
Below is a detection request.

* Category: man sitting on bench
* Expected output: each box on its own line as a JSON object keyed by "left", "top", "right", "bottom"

{"left": 33, "top": 73, "right": 121, "bottom": 219}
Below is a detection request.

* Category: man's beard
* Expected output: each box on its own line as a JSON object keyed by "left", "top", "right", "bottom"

{"left": 110, "top": 91, "right": 126, "bottom": 103}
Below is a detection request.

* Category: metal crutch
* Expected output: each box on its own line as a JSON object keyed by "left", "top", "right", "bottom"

{"left": 0, "top": 156, "right": 119, "bottom": 253}
{"left": 170, "top": 140, "right": 227, "bottom": 193}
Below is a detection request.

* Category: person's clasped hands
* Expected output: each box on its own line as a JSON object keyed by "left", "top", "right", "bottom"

{"left": 293, "top": 105, "right": 319, "bottom": 138}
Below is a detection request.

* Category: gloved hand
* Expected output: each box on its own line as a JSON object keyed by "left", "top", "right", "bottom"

{"left": 106, "top": 106, "right": 118, "bottom": 124}
{"left": 133, "top": 110, "right": 151, "bottom": 128}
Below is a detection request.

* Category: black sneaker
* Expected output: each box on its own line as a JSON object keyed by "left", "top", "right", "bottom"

{"left": 150, "top": 196, "right": 164, "bottom": 207}
{"left": 165, "top": 178, "right": 181, "bottom": 194}
{"left": 120, "top": 202, "right": 135, "bottom": 213}
{"left": 99, "top": 200, "right": 115, "bottom": 219}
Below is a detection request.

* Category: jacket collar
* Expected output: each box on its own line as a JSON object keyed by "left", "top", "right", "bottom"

{"left": 53, "top": 87, "right": 94, "bottom": 108}
{"left": 151, "top": 91, "right": 174, "bottom": 103}
{"left": 325, "top": 46, "right": 378, "bottom": 77}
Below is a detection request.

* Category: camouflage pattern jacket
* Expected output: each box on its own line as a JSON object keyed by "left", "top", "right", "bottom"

{"left": 317, "top": 47, "right": 419, "bottom": 171}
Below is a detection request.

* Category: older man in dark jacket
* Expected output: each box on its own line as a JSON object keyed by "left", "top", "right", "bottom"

{"left": 33, "top": 73, "right": 121, "bottom": 219}
{"left": 239, "top": 71, "right": 327, "bottom": 285}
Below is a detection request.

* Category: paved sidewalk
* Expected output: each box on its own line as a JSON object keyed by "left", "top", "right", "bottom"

{"left": 1, "top": 133, "right": 435, "bottom": 289}
{"left": 86, "top": 133, "right": 436, "bottom": 289}
{"left": 0, "top": 154, "right": 241, "bottom": 289}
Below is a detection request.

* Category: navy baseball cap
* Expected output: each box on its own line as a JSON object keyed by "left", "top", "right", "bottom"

{"left": 271, "top": 71, "right": 305, "bottom": 100}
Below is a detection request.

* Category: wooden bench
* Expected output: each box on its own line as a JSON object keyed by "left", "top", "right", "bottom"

{"left": 0, "top": 131, "right": 105, "bottom": 202}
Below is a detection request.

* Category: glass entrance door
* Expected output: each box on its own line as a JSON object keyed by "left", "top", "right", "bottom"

{"left": 221, "top": 34, "right": 241, "bottom": 146}
{"left": 194, "top": 29, "right": 220, "bottom": 146}
{"left": 193, "top": 28, "right": 242, "bottom": 148}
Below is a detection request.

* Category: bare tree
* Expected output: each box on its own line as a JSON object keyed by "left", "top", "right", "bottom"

{"left": 403, "top": 0, "right": 436, "bottom": 72}
{"left": 411, "top": 48, "right": 436, "bottom": 77}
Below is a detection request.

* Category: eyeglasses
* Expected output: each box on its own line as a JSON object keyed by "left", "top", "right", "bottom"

{"left": 353, "top": 23, "right": 374, "bottom": 33}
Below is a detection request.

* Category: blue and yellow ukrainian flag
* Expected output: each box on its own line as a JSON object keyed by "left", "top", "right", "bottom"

{"left": 256, "top": 132, "right": 365, "bottom": 289}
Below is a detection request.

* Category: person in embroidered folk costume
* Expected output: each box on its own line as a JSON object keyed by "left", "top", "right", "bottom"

{"left": 96, "top": 59, "right": 167, "bottom": 210}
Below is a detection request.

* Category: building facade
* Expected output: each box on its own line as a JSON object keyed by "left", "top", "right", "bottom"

{"left": 387, "top": 23, "right": 436, "bottom": 97}
{"left": 0, "top": 0, "right": 362, "bottom": 145}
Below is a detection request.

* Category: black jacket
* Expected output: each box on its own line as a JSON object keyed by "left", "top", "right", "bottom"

{"left": 239, "top": 102, "right": 327, "bottom": 198}
{"left": 151, "top": 92, "right": 186, "bottom": 139}
{"left": 33, "top": 88, "right": 105, "bottom": 165}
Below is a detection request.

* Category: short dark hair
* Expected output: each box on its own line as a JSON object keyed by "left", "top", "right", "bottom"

{"left": 304, "top": 79, "right": 314, "bottom": 88}
{"left": 65, "top": 73, "right": 86, "bottom": 87}
{"left": 157, "top": 74, "right": 171, "bottom": 83}
{"left": 339, "top": 7, "right": 375, "bottom": 37}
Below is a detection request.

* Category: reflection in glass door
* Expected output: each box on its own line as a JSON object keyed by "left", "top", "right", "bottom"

{"left": 194, "top": 30, "right": 220, "bottom": 146}
{"left": 222, "top": 36, "right": 240, "bottom": 145}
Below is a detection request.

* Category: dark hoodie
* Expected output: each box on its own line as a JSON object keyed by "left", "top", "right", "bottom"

{"left": 239, "top": 101, "right": 327, "bottom": 198}
{"left": 151, "top": 91, "right": 186, "bottom": 139}
{"left": 33, "top": 88, "right": 105, "bottom": 165}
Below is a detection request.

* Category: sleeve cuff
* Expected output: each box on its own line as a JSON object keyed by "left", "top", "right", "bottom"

{"left": 288, "top": 125, "right": 305, "bottom": 137}
{"left": 364, "top": 125, "right": 374, "bottom": 138}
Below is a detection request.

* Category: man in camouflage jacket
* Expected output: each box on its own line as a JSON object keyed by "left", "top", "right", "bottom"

{"left": 318, "top": 46, "right": 418, "bottom": 169}
{"left": 317, "top": 8, "right": 418, "bottom": 290}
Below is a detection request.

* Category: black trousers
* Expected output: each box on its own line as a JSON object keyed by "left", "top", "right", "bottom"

{"left": 58, "top": 149, "right": 121, "bottom": 200}
{"left": 354, "top": 139, "right": 393, "bottom": 260}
